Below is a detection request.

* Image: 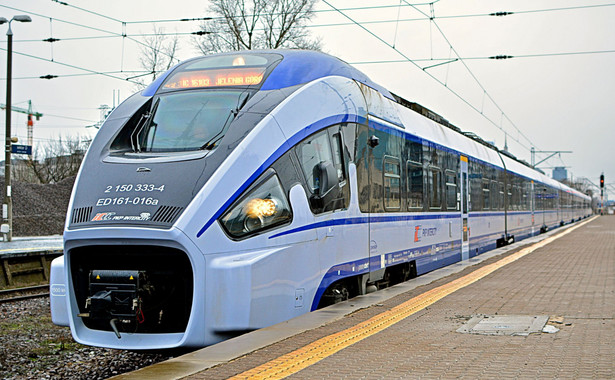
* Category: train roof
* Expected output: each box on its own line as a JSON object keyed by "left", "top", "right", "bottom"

{"left": 140, "top": 49, "right": 588, "bottom": 201}
{"left": 143, "top": 49, "right": 392, "bottom": 98}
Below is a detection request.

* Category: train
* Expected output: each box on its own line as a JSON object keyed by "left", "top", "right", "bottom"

{"left": 49, "top": 50, "right": 592, "bottom": 350}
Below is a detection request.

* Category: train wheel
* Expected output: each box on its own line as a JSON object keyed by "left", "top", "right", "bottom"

{"left": 318, "top": 280, "right": 353, "bottom": 309}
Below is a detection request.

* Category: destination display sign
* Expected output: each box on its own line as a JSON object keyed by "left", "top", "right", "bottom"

{"left": 162, "top": 67, "right": 265, "bottom": 90}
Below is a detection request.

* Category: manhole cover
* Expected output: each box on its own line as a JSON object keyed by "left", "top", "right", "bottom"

{"left": 457, "top": 315, "right": 549, "bottom": 336}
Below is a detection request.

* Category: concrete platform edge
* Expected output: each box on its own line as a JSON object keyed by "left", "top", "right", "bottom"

{"left": 111, "top": 217, "right": 597, "bottom": 380}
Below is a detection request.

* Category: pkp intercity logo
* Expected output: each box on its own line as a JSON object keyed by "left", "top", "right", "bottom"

{"left": 91, "top": 212, "right": 151, "bottom": 222}
{"left": 91, "top": 212, "right": 116, "bottom": 221}
{"left": 414, "top": 225, "right": 438, "bottom": 242}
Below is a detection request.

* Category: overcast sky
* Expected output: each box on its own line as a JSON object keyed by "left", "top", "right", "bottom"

{"left": 1, "top": 0, "right": 614, "bottom": 197}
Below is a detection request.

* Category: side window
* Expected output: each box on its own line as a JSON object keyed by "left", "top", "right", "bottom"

{"left": 429, "top": 166, "right": 442, "bottom": 210}
{"left": 462, "top": 172, "right": 468, "bottom": 214}
{"left": 331, "top": 132, "right": 346, "bottom": 183}
{"left": 490, "top": 180, "right": 499, "bottom": 211}
{"left": 296, "top": 126, "right": 352, "bottom": 215}
{"left": 297, "top": 130, "right": 334, "bottom": 193}
{"left": 407, "top": 160, "right": 423, "bottom": 210}
{"left": 383, "top": 156, "right": 401, "bottom": 210}
{"left": 445, "top": 169, "right": 458, "bottom": 210}
{"left": 482, "top": 179, "right": 490, "bottom": 210}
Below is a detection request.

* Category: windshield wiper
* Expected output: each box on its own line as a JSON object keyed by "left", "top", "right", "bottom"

{"left": 200, "top": 110, "right": 235, "bottom": 150}
{"left": 199, "top": 92, "right": 250, "bottom": 150}
{"left": 130, "top": 98, "right": 160, "bottom": 152}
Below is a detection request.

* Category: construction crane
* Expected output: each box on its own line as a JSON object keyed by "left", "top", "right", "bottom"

{"left": 0, "top": 100, "right": 43, "bottom": 149}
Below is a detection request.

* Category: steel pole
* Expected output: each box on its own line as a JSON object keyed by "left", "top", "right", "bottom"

{"left": 3, "top": 26, "right": 12, "bottom": 241}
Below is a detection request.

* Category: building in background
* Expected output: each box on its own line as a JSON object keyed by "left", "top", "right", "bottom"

{"left": 553, "top": 166, "right": 567, "bottom": 182}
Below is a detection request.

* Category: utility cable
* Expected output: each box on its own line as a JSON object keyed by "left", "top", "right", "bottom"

{"left": 401, "top": 0, "right": 568, "bottom": 169}
{"left": 1, "top": 4, "right": 179, "bottom": 64}
{"left": 39, "top": 113, "right": 97, "bottom": 123}
{"left": 347, "top": 49, "right": 615, "bottom": 64}
{"left": 1, "top": 71, "right": 149, "bottom": 80}
{"left": 321, "top": 0, "right": 533, "bottom": 153}
{"left": 115, "top": 3, "right": 615, "bottom": 29}
{"left": 406, "top": 0, "right": 537, "bottom": 151}
{"left": 5, "top": 3, "right": 615, "bottom": 43}
{"left": 51, "top": 0, "right": 124, "bottom": 23}
{"left": 0, "top": 47, "right": 140, "bottom": 84}
{"left": 0, "top": 4, "right": 121, "bottom": 36}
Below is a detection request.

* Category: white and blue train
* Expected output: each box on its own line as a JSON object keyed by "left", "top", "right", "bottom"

{"left": 50, "top": 50, "right": 592, "bottom": 350}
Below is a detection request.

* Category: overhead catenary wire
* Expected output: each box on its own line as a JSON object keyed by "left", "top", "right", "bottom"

{"left": 392, "top": 0, "right": 403, "bottom": 49}
{"left": 13, "top": 136, "right": 90, "bottom": 143}
{"left": 0, "top": 70, "right": 149, "bottom": 81}
{"left": 51, "top": 0, "right": 124, "bottom": 24}
{"left": 321, "top": 0, "right": 533, "bottom": 154}
{"left": 4, "top": 1, "right": 611, "bottom": 96}
{"left": 2, "top": 31, "right": 211, "bottom": 43}
{"left": 417, "top": 3, "right": 570, "bottom": 169}
{"left": 0, "top": 47, "right": 141, "bottom": 84}
{"left": 3, "top": 2, "right": 615, "bottom": 47}
{"left": 347, "top": 49, "right": 615, "bottom": 64}
{"left": 55, "top": 1, "right": 442, "bottom": 25}
{"left": 3, "top": 111, "right": 96, "bottom": 123}
{"left": 90, "top": 3, "right": 615, "bottom": 28}
{"left": 4, "top": 2, "right": 613, "bottom": 40}
{"left": 115, "top": 1, "right": 615, "bottom": 23}
{"left": 36, "top": 113, "right": 96, "bottom": 123}
{"left": 402, "top": 0, "right": 570, "bottom": 169}
{"left": 0, "top": 4, "right": 180, "bottom": 65}
{"left": 1, "top": 2, "right": 608, "bottom": 81}
{"left": 0, "top": 0, "right": 609, "bottom": 172}
{"left": 401, "top": 0, "right": 537, "bottom": 151}
{"left": 0, "top": 4, "right": 123, "bottom": 37}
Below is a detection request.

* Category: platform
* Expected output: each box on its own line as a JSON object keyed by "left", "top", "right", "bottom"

{"left": 115, "top": 216, "right": 613, "bottom": 379}
{"left": 0, "top": 235, "right": 63, "bottom": 287}
{"left": 0, "top": 235, "right": 63, "bottom": 256}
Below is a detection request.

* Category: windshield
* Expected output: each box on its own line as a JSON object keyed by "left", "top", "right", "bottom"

{"left": 133, "top": 90, "right": 248, "bottom": 152}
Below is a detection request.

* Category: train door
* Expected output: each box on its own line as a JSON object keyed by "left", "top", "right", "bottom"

{"left": 296, "top": 123, "right": 373, "bottom": 309}
{"left": 460, "top": 156, "right": 470, "bottom": 260}
{"left": 530, "top": 180, "right": 535, "bottom": 235}
{"left": 365, "top": 123, "right": 402, "bottom": 285}
{"left": 366, "top": 128, "right": 384, "bottom": 284}
{"left": 557, "top": 190, "right": 562, "bottom": 224}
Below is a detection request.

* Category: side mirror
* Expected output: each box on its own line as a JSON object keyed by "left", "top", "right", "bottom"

{"left": 313, "top": 161, "right": 338, "bottom": 196}
{"left": 310, "top": 161, "right": 339, "bottom": 209}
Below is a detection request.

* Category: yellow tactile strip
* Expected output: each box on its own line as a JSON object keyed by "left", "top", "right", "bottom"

{"left": 230, "top": 218, "right": 595, "bottom": 380}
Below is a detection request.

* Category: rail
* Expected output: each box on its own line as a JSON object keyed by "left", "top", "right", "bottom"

{"left": 0, "top": 284, "right": 49, "bottom": 304}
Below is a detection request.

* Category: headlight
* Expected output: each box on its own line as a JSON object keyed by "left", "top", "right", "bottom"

{"left": 245, "top": 198, "right": 278, "bottom": 218}
{"left": 220, "top": 172, "right": 292, "bottom": 238}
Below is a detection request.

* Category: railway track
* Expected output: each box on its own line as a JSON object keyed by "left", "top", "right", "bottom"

{"left": 0, "top": 247, "right": 62, "bottom": 303}
{"left": 0, "top": 284, "right": 49, "bottom": 304}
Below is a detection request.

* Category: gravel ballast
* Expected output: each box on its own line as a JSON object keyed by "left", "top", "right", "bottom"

{"left": 0, "top": 298, "right": 173, "bottom": 379}
{"left": 0, "top": 178, "right": 176, "bottom": 378}
{"left": 0, "top": 176, "right": 74, "bottom": 236}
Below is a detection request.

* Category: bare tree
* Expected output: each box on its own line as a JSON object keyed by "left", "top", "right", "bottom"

{"left": 134, "top": 26, "right": 180, "bottom": 89}
{"left": 194, "top": 0, "right": 321, "bottom": 55}
{"left": 12, "top": 136, "right": 91, "bottom": 184}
